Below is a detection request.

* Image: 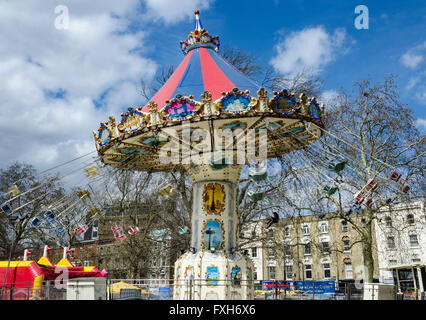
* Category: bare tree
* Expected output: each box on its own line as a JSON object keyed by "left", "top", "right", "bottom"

{"left": 276, "top": 75, "right": 425, "bottom": 282}
{"left": 0, "top": 163, "right": 64, "bottom": 259}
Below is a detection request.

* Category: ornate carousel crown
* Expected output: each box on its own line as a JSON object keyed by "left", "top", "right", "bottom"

{"left": 180, "top": 10, "right": 220, "bottom": 54}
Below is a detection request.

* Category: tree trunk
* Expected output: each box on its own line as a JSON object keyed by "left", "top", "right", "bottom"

{"left": 363, "top": 236, "right": 375, "bottom": 283}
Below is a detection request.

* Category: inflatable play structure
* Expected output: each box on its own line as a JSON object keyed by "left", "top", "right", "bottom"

{"left": 0, "top": 245, "right": 107, "bottom": 300}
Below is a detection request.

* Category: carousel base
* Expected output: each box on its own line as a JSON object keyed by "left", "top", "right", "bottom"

{"left": 173, "top": 249, "right": 254, "bottom": 300}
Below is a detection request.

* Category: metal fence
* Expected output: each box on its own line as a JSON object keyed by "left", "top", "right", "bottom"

{"left": 0, "top": 279, "right": 417, "bottom": 300}
{"left": 0, "top": 281, "right": 67, "bottom": 300}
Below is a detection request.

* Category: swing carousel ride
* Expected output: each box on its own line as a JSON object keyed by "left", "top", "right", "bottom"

{"left": 0, "top": 10, "right": 417, "bottom": 301}
{"left": 91, "top": 10, "right": 327, "bottom": 300}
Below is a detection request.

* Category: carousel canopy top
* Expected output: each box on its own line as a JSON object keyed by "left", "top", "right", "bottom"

{"left": 142, "top": 10, "right": 259, "bottom": 113}
{"left": 93, "top": 10, "right": 325, "bottom": 173}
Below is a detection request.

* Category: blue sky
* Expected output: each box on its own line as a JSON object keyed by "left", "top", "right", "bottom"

{"left": 0, "top": 0, "right": 424, "bottom": 172}
{"left": 143, "top": 0, "right": 426, "bottom": 121}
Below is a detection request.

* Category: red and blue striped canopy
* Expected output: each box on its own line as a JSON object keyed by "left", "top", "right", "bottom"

{"left": 142, "top": 47, "right": 261, "bottom": 112}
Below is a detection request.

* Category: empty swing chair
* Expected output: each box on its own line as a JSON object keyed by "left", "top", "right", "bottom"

{"left": 89, "top": 208, "right": 100, "bottom": 219}
{"left": 128, "top": 226, "right": 140, "bottom": 235}
{"left": 6, "top": 185, "right": 20, "bottom": 197}
{"left": 323, "top": 185, "right": 339, "bottom": 196}
{"left": 75, "top": 224, "right": 88, "bottom": 235}
{"left": 153, "top": 230, "right": 165, "bottom": 238}
{"left": 328, "top": 161, "right": 346, "bottom": 174}
{"left": 46, "top": 210, "right": 55, "bottom": 223}
{"left": 159, "top": 184, "right": 174, "bottom": 198}
{"left": 85, "top": 164, "right": 100, "bottom": 178}
{"left": 111, "top": 225, "right": 126, "bottom": 241}
{"left": 178, "top": 226, "right": 189, "bottom": 235}
{"left": 1, "top": 202, "right": 12, "bottom": 214}
{"left": 248, "top": 161, "right": 268, "bottom": 182}
{"left": 247, "top": 190, "right": 268, "bottom": 203}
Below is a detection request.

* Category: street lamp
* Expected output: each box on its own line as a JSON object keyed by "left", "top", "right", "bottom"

{"left": 205, "top": 228, "right": 215, "bottom": 251}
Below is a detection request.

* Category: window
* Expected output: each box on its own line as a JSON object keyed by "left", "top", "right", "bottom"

{"left": 283, "top": 243, "right": 291, "bottom": 257}
{"left": 284, "top": 226, "right": 291, "bottom": 237}
{"left": 285, "top": 266, "right": 293, "bottom": 280}
{"left": 268, "top": 247, "right": 275, "bottom": 258}
{"left": 407, "top": 214, "right": 415, "bottom": 225}
{"left": 343, "top": 239, "right": 350, "bottom": 252}
{"left": 305, "top": 265, "right": 312, "bottom": 279}
{"left": 320, "top": 222, "right": 328, "bottom": 234}
{"left": 251, "top": 247, "right": 257, "bottom": 258}
{"left": 387, "top": 236, "right": 395, "bottom": 249}
{"left": 344, "top": 263, "right": 353, "bottom": 279}
{"left": 304, "top": 243, "right": 311, "bottom": 255}
{"left": 323, "top": 263, "right": 331, "bottom": 279}
{"left": 385, "top": 217, "right": 392, "bottom": 227}
{"left": 268, "top": 266, "right": 276, "bottom": 280}
{"left": 268, "top": 229, "right": 274, "bottom": 238}
{"left": 409, "top": 235, "right": 419, "bottom": 247}
{"left": 361, "top": 218, "right": 366, "bottom": 228}
{"left": 322, "top": 242, "right": 329, "bottom": 254}
{"left": 84, "top": 260, "right": 91, "bottom": 267}
{"left": 302, "top": 224, "right": 310, "bottom": 235}
{"left": 341, "top": 221, "right": 348, "bottom": 232}
{"left": 253, "top": 271, "right": 257, "bottom": 280}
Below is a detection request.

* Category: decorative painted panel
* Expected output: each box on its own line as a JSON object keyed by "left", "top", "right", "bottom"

{"left": 202, "top": 183, "right": 225, "bottom": 215}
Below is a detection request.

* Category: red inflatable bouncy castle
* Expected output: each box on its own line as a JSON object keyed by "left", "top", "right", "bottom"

{"left": 0, "top": 246, "right": 106, "bottom": 300}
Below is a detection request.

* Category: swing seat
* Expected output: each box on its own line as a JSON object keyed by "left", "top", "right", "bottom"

{"left": 401, "top": 185, "right": 410, "bottom": 194}
{"left": 153, "top": 230, "right": 164, "bottom": 237}
{"left": 128, "top": 227, "right": 140, "bottom": 235}
{"left": 209, "top": 157, "right": 230, "bottom": 170}
{"left": 248, "top": 169, "right": 267, "bottom": 182}
{"left": 247, "top": 191, "right": 265, "bottom": 202}
{"left": 389, "top": 171, "right": 401, "bottom": 183}
{"left": 367, "top": 180, "right": 378, "bottom": 191}
{"left": 7, "top": 185, "right": 20, "bottom": 197}
{"left": 31, "top": 218, "right": 41, "bottom": 227}
{"left": 354, "top": 192, "right": 365, "bottom": 204}
{"left": 365, "top": 199, "right": 373, "bottom": 208}
{"left": 78, "top": 190, "right": 90, "bottom": 199}
{"left": 115, "top": 235, "right": 126, "bottom": 241}
{"left": 76, "top": 225, "right": 88, "bottom": 235}
{"left": 1, "top": 203, "right": 11, "bottom": 214}
{"left": 159, "top": 185, "right": 174, "bottom": 197}
{"left": 328, "top": 161, "right": 346, "bottom": 173}
{"left": 324, "top": 186, "right": 338, "bottom": 196}
{"left": 111, "top": 226, "right": 122, "bottom": 233}
{"left": 46, "top": 211, "right": 55, "bottom": 223}
{"left": 179, "top": 226, "right": 188, "bottom": 234}
{"left": 85, "top": 165, "right": 100, "bottom": 178}
{"left": 89, "top": 208, "right": 100, "bottom": 218}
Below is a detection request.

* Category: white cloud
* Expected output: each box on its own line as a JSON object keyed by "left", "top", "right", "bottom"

{"left": 415, "top": 118, "right": 426, "bottom": 130}
{"left": 405, "top": 76, "right": 420, "bottom": 91}
{"left": 142, "top": 0, "right": 214, "bottom": 24}
{"left": 401, "top": 52, "right": 424, "bottom": 69}
{"left": 318, "top": 90, "right": 340, "bottom": 107}
{"left": 270, "top": 26, "right": 348, "bottom": 77}
{"left": 0, "top": 1, "right": 159, "bottom": 171}
{"left": 400, "top": 41, "right": 426, "bottom": 69}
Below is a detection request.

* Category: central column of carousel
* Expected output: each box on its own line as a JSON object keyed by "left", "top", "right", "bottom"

{"left": 173, "top": 163, "right": 254, "bottom": 300}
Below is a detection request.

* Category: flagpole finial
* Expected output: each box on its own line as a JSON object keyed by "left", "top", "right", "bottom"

{"left": 180, "top": 10, "right": 219, "bottom": 54}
